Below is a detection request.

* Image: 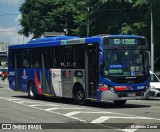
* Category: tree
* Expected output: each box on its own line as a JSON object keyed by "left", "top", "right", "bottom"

{"left": 19, "top": 0, "right": 77, "bottom": 38}
{"left": 88, "top": 0, "right": 150, "bottom": 36}
{"left": 19, "top": 0, "right": 160, "bottom": 72}
{"left": 19, "top": 0, "right": 150, "bottom": 37}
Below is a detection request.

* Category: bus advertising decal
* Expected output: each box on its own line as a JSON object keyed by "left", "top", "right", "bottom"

{"left": 62, "top": 70, "right": 71, "bottom": 79}
{"left": 22, "top": 69, "right": 28, "bottom": 80}
{"left": 50, "top": 69, "right": 62, "bottom": 97}
{"left": 34, "top": 70, "right": 43, "bottom": 95}
{"left": 9, "top": 71, "right": 15, "bottom": 76}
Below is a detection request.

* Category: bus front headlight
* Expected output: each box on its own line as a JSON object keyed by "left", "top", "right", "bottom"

{"left": 103, "top": 83, "right": 115, "bottom": 93}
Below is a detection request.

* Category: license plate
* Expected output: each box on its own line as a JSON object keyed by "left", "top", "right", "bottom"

{"left": 128, "top": 93, "right": 136, "bottom": 97}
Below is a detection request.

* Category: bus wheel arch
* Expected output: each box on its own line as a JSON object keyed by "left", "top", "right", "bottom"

{"left": 27, "top": 80, "right": 37, "bottom": 99}
{"left": 72, "top": 83, "right": 86, "bottom": 105}
{"left": 114, "top": 100, "right": 127, "bottom": 106}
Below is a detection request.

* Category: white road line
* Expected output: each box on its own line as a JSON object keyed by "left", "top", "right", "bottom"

{"left": 91, "top": 116, "right": 110, "bottom": 123}
{"left": 118, "top": 129, "right": 137, "bottom": 132}
{"left": 27, "top": 105, "right": 86, "bottom": 122}
{"left": 1, "top": 96, "right": 160, "bottom": 132}
{"left": 91, "top": 116, "right": 158, "bottom": 123}
{"left": 64, "top": 111, "right": 81, "bottom": 117}
{"left": 150, "top": 107, "right": 160, "bottom": 109}
{"left": 0, "top": 97, "right": 23, "bottom": 101}
{"left": 63, "top": 111, "right": 122, "bottom": 117}
{"left": 6, "top": 98, "right": 21, "bottom": 101}
{"left": 28, "top": 104, "right": 59, "bottom": 107}
{"left": 94, "top": 111, "right": 160, "bottom": 121}
{"left": 15, "top": 101, "right": 27, "bottom": 104}
{"left": 45, "top": 107, "right": 83, "bottom": 111}
{"left": 82, "top": 111, "right": 113, "bottom": 114}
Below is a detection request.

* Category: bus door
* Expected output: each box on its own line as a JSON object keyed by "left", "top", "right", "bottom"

{"left": 15, "top": 51, "right": 22, "bottom": 91}
{"left": 41, "top": 49, "right": 52, "bottom": 95}
{"left": 86, "top": 43, "right": 98, "bottom": 97}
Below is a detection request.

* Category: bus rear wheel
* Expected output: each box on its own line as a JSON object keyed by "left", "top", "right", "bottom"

{"left": 74, "top": 87, "right": 86, "bottom": 105}
{"left": 28, "top": 82, "right": 37, "bottom": 99}
{"left": 114, "top": 100, "right": 127, "bottom": 106}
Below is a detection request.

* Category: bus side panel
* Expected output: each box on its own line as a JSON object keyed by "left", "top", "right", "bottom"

{"left": 61, "top": 69, "right": 85, "bottom": 98}
{"left": 44, "top": 68, "right": 52, "bottom": 95}
{"left": 8, "top": 68, "right": 16, "bottom": 91}
{"left": 17, "top": 68, "right": 23, "bottom": 91}
{"left": 21, "top": 68, "right": 34, "bottom": 92}
{"left": 61, "top": 69, "right": 73, "bottom": 98}
{"left": 50, "top": 69, "right": 62, "bottom": 97}
{"left": 33, "top": 68, "right": 43, "bottom": 95}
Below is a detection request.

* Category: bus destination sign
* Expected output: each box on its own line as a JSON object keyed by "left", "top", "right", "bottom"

{"left": 103, "top": 37, "right": 146, "bottom": 46}
{"left": 112, "top": 38, "right": 135, "bottom": 45}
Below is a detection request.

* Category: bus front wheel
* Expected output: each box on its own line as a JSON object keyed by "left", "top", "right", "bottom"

{"left": 28, "top": 82, "right": 37, "bottom": 99}
{"left": 114, "top": 100, "right": 127, "bottom": 106}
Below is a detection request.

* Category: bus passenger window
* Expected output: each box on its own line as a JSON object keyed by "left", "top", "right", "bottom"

{"left": 32, "top": 49, "right": 41, "bottom": 68}
{"left": 74, "top": 45, "right": 85, "bottom": 69}
{"left": 22, "top": 49, "right": 31, "bottom": 68}
{"left": 35, "top": 60, "right": 40, "bottom": 68}
{"left": 10, "top": 51, "right": 15, "bottom": 68}
{"left": 22, "top": 58, "right": 30, "bottom": 67}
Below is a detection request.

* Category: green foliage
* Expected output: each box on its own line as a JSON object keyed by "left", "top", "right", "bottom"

{"left": 19, "top": 0, "right": 160, "bottom": 70}
{"left": 19, "top": 0, "right": 150, "bottom": 37}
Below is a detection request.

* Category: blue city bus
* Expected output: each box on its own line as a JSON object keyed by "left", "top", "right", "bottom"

{"left": 8, "top": 35, "right": 150, "bottom": 105}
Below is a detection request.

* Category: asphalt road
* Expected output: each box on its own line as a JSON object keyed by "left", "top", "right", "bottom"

{"left": 0, "top": 79, "right": 160, "bottom": 132}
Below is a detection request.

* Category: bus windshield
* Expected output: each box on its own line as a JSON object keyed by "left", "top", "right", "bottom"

{"left": 103, "top": 49, "right": 148, "bottom": 76}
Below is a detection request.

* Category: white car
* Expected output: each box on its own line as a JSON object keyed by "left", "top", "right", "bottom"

{"left": 149, "top": 71, "right": 160, "bottom": 97}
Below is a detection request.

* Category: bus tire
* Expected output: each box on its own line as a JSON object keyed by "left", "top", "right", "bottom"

{"left": 28, "top": 82, "right": 37, "bottom": 99}
{"left": 114, "top": 100, "right": 127, "bottom": 106}
{"left": 74, "top": 86, "right": 86, "bottom": 105}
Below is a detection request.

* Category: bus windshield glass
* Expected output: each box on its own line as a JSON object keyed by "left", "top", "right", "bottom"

{"left": 103, "top": 49, "right": 148, "bottom": 76}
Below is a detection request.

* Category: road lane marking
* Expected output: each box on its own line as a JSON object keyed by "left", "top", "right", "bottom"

{"left": 45, "top": 107, "right": 83, "bottom": 111}
{"left": 81, "top": 111, "right": 113, "bottom": 114}
{"left": 118, "top": 129, "right": 137, "bottom": 132}
{"left": 150, "top": 107, "right": 160, "bottom": 109}
{"left": 91, "top": 116, "right": 110, "bottom": 123}
{"left": 28, "top": 104, "right": 59, "bottom": 107}
{"left": 64, "top": 111, "right": 81, "bottom": 117}
{"left": 1, "top": 96, "right": 160, "bottom": 132}
{"left": 5, "top": 98, "right": 21, "bottom": 101}
{"left": 27, "top": 105, "right": 86, "bottom": 122}
{"left": 91, "top": 116, "right": 156, "bottom": 123}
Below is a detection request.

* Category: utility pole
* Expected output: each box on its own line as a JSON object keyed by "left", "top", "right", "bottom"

{"left": 87, "top": 7, "right": 90, "bottom": 37}
{"left": 150, "top": 0, "right": 154, "bottom": 72}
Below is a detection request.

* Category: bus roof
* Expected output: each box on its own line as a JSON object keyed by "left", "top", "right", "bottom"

{"left": 8, "top": 34, "right": 145, "bottom": 49}
{"left": 93, "top": 34, "right": 145, "bottom": 38}
{"left": 9, "top": 36, "right": 80, "bottom": 49}
{"left": 28, "top": 36, "right": 80, "bottom": 44}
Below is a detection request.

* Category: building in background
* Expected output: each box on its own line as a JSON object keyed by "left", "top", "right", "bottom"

{"left": 0, "top": 42, "right": 8, "bottom": 68}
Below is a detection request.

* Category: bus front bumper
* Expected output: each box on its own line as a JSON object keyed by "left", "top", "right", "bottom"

{"left": 101, "top": 89, "right": 150, "bottom": 101}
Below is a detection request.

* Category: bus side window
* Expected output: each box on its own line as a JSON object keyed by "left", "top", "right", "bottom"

{"left": 10, "top": 50, "right": 15, "bottom": 68}
{"left": 74, "top": 45, "right": 85, "bottom": 69}
{"left": 65, "top": 46, "right": 74, "bottom": 68}
{"left": 16, "top": 51, "right": 22, "bottom": 68}
{"left": 22, "top": 49, "right": 31, "bottom": 68}
{"left": 32, "top": 49, "right": 41, "bottom": 68}
{"left": 54, "top": 47, "right": 65, "bottom": 68}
